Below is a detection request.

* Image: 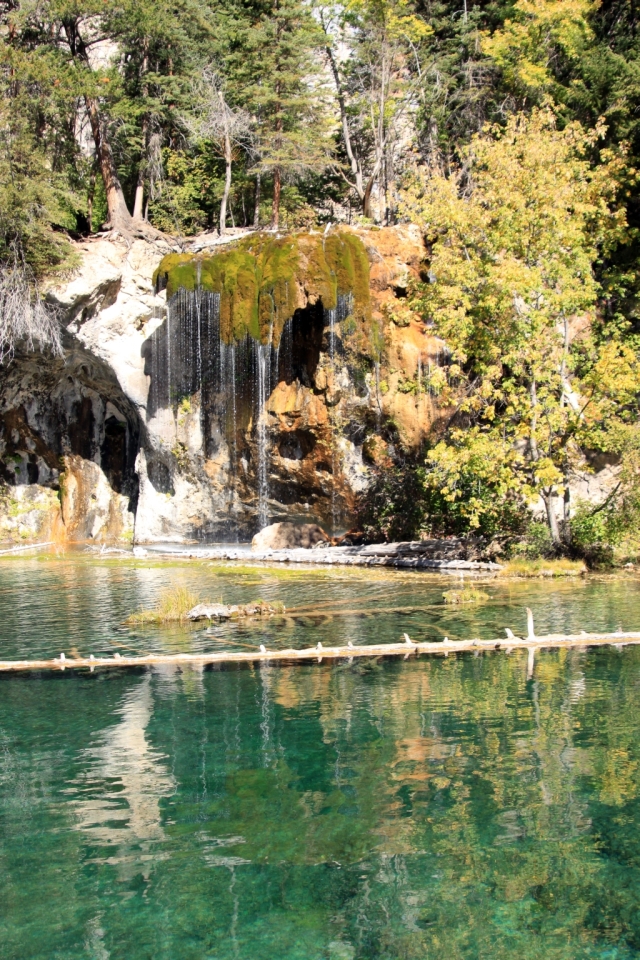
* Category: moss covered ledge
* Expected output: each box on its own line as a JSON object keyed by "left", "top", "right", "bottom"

{"left": 153, "top": 230, "right": 372, "bottom": 346}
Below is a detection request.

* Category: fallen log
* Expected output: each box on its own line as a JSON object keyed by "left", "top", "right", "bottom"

{"left": 1, "top": 625, "right": 639, "bottom": 673}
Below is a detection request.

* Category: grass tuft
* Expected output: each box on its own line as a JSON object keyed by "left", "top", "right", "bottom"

{"left": 442, "top": 588, "right": 489, "bottom": 604}
{"left": 125, "top": 586, "right": 199, "bottom": 625}
{"left": 500, "top": 558, "right": 586, "bottom": 578}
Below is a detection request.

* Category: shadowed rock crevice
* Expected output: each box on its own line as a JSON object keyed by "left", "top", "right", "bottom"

{"left": 0, "top": 335, "right": 143, "bottom": 543}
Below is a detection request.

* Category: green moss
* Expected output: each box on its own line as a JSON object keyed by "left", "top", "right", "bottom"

{"left": 152, "top": 253, "right": 198, "bottom": 296}
{"left": 153, "top": 231, "right": 373, "bottom": 348}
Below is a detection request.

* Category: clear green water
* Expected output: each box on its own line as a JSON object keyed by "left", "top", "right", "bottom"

{"left": 2, "top": 556, "right": 640, "bottom": 958}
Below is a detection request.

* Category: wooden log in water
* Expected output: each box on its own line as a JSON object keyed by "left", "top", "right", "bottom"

{"left": 1, "top": 631, "right": 640, "bottom": 673}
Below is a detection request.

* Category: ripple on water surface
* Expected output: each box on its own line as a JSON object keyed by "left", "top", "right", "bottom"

{"left": 1, "top": 553, "right": 640, "bottom": 660}
{"left": 1, "top": 556, "right": 640, "bottom": 959}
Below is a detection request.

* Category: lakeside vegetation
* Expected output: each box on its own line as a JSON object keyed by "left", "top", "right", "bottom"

{"left": 125, "top": 586, "right": 200, "bottom": 623}
{"left": 442, "top": 587, "right": 489, "bottom": 604}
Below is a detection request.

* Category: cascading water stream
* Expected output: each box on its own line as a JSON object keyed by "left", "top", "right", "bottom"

{"left": 328, "top": 308, "right": 336, "bottom": 363}
{"left": 255, "top": 342, "right": 271, "bottom": 530}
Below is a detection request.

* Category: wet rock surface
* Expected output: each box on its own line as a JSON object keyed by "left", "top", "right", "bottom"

{"left": 144, "top": 538, "right": 504, "bottom": 571}
{"left": 2, "top": 227, "right": 620, "bottom": 548}
{"left": 0, "top": 337, "right": 140, "bottom": 545}
{"left": 1, "top": 226, "right": 436, "bottom": 545}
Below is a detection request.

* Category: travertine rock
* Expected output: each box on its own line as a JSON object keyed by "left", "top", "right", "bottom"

{"left": 0, "top": 226, "right": 619, "bottom": 546}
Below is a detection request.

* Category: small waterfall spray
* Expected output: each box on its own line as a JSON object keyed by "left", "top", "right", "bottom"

{"left": 328, "top": 307, "right": 336, "bottom": 363}
{"left": 149, "top": 284, "right": 359, "bottom": 536}
{"left": 166, "top": 298, "right": 172, "bottom": 408}
{"left": 255, "top": 341, "right": 271, "bottom": 530}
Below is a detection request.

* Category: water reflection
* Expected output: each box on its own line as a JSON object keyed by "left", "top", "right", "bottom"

{"left": 2, "top": 557, "right": 640, "bottom": 665}
{"left": 70, "top": 678, "right": 174, "bottom": 864}
{"left": 2, "top": 563, "right": 640, "bottom": 958}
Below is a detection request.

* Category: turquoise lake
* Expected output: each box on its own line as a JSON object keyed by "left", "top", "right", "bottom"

{"left": 2, "top": 554, "right": 640, "bottom": 958}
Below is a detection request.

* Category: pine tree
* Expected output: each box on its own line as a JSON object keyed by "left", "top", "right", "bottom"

{"left": 231, "top": 0, "right": 331, "bottom": 228}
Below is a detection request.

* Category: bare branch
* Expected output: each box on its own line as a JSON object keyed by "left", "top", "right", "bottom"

{"left": 0, "top": 258, "right": 62, "bottom": 365}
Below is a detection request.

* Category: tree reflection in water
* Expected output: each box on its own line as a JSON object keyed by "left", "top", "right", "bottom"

{"left": 1, "top": 648, "right": 640, "bottom": 959}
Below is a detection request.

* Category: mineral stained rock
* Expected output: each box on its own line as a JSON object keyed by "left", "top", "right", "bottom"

{"left": 2, "top": 224, "right": 438, "bottom": 546}
{"left": 1, "top": 224, "right": 620, "bottom": 547}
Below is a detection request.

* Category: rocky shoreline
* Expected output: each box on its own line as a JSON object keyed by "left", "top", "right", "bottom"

{"left": 133, "top": 539, "right": 503, "bottom": 572}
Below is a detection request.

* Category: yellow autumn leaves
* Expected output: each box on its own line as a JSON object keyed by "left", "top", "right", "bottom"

{"left": 401, "top": 108, "right": 640, "bottom": 535}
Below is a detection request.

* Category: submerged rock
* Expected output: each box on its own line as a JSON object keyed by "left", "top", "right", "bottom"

{"left": 252, "top": 521, "right": 329, "bottom": 551}
{"left": 187, "top": 601, "right": 284, "bottom": 621}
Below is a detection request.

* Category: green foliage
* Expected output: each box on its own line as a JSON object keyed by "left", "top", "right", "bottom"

{"left": 442, "top": 588, "right": 489, "bottom": 604}
{"left": 227, "top": 0, "right": 333, "bottom": 223}
{"left": 125, "top": 585, "right": 199, "bottom": 624}
{"left": 146, "top": 149, "right": 212, "bottom": 235}
{"left": 355, "top": 455, "right": 429, "bottom": 542}
{"left": 509, "top": 521, "right": 556, "bottom": 561}
{"left": 357, "top": 444, "right": 530, "bottom": 543}
{"left": 0, "top": 75, "right": 79, "bottom": 277}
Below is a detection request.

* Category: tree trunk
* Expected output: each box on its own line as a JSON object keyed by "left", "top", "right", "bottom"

{"left": 362, "top": 157, "right": 381, "bottom": 218}
{"left": 272, "top": 168, "right": 281, "bottom": 229}
{"left": 219, "top": 96, "right": 232, "bottom": 236}
{"left": 133, "top": 43, "right": 149, "bottom": 222}
{"left": 325, "top": 43, "right": 365, "bottom": 200}
{"left": 543, "top": 491, "right": 561, "bottom": 545}
{"left": 253, "top": 172, "right": 261, "bottom": 228}
{"left": 529, "top": 375, "right": 560, "bottom": 546}
{"left": 87, "top": 164, "right": 97, "bottom": 233}
{"left": 85, "top": 95, "right": 132, "bottom": 231}
{"left": 132, "top": 116, "right": 148, "bottom": 220}
{"left": 563, "top": 484, "right": 572, "bottom": 544}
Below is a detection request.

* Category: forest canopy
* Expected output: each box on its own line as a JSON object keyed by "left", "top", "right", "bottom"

{"left": 6, "top": 0, "right": 640, "bottom": 254}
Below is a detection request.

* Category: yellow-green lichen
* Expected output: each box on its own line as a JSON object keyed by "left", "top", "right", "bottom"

{"left": 153, "top": 231, "right": 372, "bottom": 348}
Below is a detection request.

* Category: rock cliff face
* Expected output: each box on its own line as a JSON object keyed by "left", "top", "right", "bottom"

{"left": 0, "top": 225, "right": 451, "bottom": 546}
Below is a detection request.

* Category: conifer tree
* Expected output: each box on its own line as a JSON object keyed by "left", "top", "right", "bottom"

{"left": 231, "top": 0, "right": 331, "bottom": 227}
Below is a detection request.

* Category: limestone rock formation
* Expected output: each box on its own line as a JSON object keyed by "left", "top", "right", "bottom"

{"left": 0, "top": 335, "right": 139, "bottom": 545}
{"left": 0, "top": 224, "right": 449, "bottom": 546}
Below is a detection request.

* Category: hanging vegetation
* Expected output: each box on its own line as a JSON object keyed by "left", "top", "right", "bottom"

{"left": 153, "top": 230, "right": 372, "bottom": 346}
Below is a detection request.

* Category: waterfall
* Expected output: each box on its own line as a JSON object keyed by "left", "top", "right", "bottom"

{"left": 166, "top": 299, "right": 172, "bottom": 408}
{"left": 323, "top": 293, "right": 355, "bottom": 536}
{"left": 149, "top": 289, "right": 291, "bottom": 533}
{"left": 328, "top": 308, "right": 336, "bottom": 363}
{"left": 255, "top": 342, "right": 271, "bottom": 530}
{"left": 148, "top": 285, "right": 362, "bottom": 536}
